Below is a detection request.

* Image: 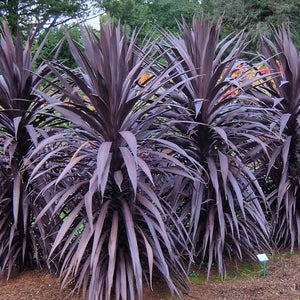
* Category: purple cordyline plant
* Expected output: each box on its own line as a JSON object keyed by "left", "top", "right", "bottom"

{"left": 28, "top": 21, "right": 199, "bottom": 300}
{"left": 158, "top": 17, "right": 272, "bottom": 277}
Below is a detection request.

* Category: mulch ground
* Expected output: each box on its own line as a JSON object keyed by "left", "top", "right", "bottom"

{"left": 0, "top": 252, "right": 299, "bottom": 300}
{"left": 185, "top": 253, "right": 300, "bottom": 300}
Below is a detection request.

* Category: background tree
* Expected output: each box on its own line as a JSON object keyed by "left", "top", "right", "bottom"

{"left": 98, "top": 0, "right": 202, "bottom": 39}
{"left": 98, "top": 0, "right": 300, "bottom": 49}
{"left": 100, "top": 0, "right": 149, "bottom": 28}
{"left": 147, "top": 0, "right": 202, "bottom": 32}
{"left": 100, "top": 0, "right": 150, "bottom": 38}
{"left": 212, "top": 0, "right": 300, "bottom": 50}
{"left": 0, "top": 0, "right": 92, "bottom": 35}
{"left": 34, "top": 25, "right": 82, "bottom": 69}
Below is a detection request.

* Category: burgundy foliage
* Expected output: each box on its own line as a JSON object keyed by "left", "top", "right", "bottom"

{"left": 0, "top": 17, "right": 299, "bottom": 300}
{"left": 259, "top": 26, "right": 300, "bottom": 249}
{"left": 28, "top": 22, "right": 195, "bottom": 299}
{"left": 158, "top": 17, "right": 272, "bottom": 277}
{"left": 0, "top": 22, "right": 56, "bottom": 277}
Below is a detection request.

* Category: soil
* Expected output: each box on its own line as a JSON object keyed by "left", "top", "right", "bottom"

{"left": 0, "top": 252, "right": 299, "bottom": 300}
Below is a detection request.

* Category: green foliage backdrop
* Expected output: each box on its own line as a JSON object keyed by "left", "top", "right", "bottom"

{"left": 98, "top": 0, "right": 300, "bottom": 49}
{"left": 0, "top": 2, "right": 299, "bottom": 299}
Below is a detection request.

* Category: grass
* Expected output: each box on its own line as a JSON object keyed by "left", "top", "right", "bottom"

{"left": 188, "top": 259, "right": 262, "bottom": 284}
{"left": 189, "top": 249, "right": 300, "bottom": 284}
{"left": 276, "top": 251, "right": 297, "bottom": 259}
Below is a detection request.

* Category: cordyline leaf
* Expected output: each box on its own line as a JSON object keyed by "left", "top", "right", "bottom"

{"left": 140, "top": 230, "right": 154, "bottom": 290}
{"left": 138, "top": 182, "right": 164, "bottom": 214}
{"left": 267, "top": 146, "right": 281, "bottom": 177}
{"left": 138, "top": 195, "right": 173, "bottom": 257}
{"left": 120, "top": 130, "right": 137, "bottom": 158}
{"left": 207, "top": 157, "right": 225, "bottom": 244}
{"left": 90, "top": 233, "right": 108, "bottom": 298}
{"left": 71, "top": 141, "right": 91, "bottom": 159}
{"left": 239, "top": 133, "right": 269, "bottom": 157}
{"left": 12, "top": 172, "right": 21, "bottom": 228}
{"left": 24, "top": 132, "right": 68, "bottom": 163}
{"left": 25, "top": 124, "right": 39, "bottom": 147}
{"left": 146, "top": 150, "right": 194, "bottom": 179}
{"left": 3, "top": 137, "right": 14, "bottom": 153}
{"left": 101, "top": 153, "right": 113, "bottom": 198}
{"left": 73, "top": 223, "right": 94, "bottom": 274}
{"left": 8, "top": 143, "right": 17, "bottom": 165}
{"left": 218, "top": 151, "right": 228, "bottom": 187}
{"left": 151, "top": 138, "right": 199, "bottom": 168}
{"left": 96, "top": 142, "right": 112, "bottom": 196}
{"left": 13, "top": 117, "right": 22, "bottom": 139}
{"left": 211, "top": 126, "right": 228, "bottom": 145}
{"left": 228, "top": 172, "right": 245, "bottom": 218}
{"left": 49, "top": 201, "right": 84, "bottom": 258}
{"left": 277, "top": 170, "right": 289, "bottom": 206}
{"left": 136, "top": 157, "right": 154, "bottom": 185}
{"left": 85, "top": 171, "right": 98, "bottom": 230}
{"left": 60, "top": 241, "right": 82, "bottom": 287}
{"left": 28, "top": 146, "right": 68, "bottom": 182}
{"left": 119, "top": 147, "right": 137, "bottom": 194}
{"left": 121, "top": 199, "right": 143, "bottom": 299}
{"left": 56, "top": 155, "right": 88, "bottom": 184}
{"left": 136, "top": 206, "right": 176, "bottom": 293}
{"left": 119, "top": 251, "right": 127, "bottom": 299}
{"left": 37, "top": 91, "right": 95, "bottom": 133}
{"left": 280, "top": 113, "right": 291, "bottom": 136}
{"left": 35, "top": 181, "right": 88, "bottom": 224}
{"left": 113, "top": 170, "right": 123, "bottom": 191}
{"left": 282, "top": 136, "right": 291, "bottom": 170}
{"left": 106, "top": 211, "right": 118, "bottom": 299}
{"left": 90, "top": 200, "right": 111, "bottom": 267}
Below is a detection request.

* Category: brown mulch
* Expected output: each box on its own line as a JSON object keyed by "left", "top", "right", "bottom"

{"left": 185, "top": 253, "right": 300, "bottom": 300}
{"left": 0, "top": 253, "right": 299, "bottom": 300}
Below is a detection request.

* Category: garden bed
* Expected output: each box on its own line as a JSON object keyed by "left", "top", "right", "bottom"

{"left": 1, "top": 251, "right": 299, "bottom": 299}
